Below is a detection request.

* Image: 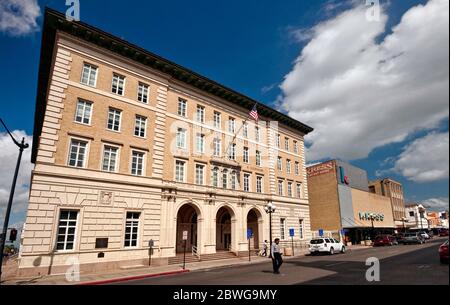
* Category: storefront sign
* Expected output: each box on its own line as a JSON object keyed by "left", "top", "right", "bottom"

{"left": 307, "top": 161, "right": 334, "bottom": 178}
{"left": 359, "top": 212, "right": 385, "bottom": 221}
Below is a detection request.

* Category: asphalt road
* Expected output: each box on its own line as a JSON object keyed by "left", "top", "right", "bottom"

{"left": 115, "top": 238, "right": 449, "bottom": 285}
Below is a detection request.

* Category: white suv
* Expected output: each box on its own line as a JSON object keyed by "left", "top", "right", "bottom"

{"left": 309, "top": 238, "right": 346, "bottom": 255}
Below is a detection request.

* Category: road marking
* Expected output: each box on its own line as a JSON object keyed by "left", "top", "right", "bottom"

{"left": 325, "top": 262, "right": 347, "bottom": 267}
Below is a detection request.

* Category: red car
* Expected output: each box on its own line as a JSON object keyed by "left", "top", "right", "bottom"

{"left": 373, "top": 235, "right": 398, "bottom": 246}
{"left": 439, "top": 229, "right": 449, "bottom": 237}
{"left": 439, "top": 240, "right": 449, "bottom": 264}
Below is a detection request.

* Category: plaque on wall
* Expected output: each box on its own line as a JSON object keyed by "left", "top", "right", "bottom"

{"left": 100, "top": 191, "right": 113, "bottom": 205}
{"left": 95, "top": 238, "right": 109, "bottom": 249}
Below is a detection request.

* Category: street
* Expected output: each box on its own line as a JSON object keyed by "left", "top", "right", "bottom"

{"left": 114, "top": 238, "right": 449, "bottom": 285}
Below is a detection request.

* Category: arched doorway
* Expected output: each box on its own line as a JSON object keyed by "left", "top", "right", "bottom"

{"left": 176, "top": 204, "right": 198, "bottom": 253}
{"left": 247, "top": 209, "right": 262, "bottom": 250}
{"left": 216, "top": 207, "right": 233, "bottom": 251}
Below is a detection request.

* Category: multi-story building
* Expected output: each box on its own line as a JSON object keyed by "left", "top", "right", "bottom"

{"left": 369, "top": 178, "right": 406, "bottom": 228}
{"left": 405, "top": 203, "right": 429, "bottom": 230}
{"left": 18, "top": 9, "right": 313, "bottom": 277}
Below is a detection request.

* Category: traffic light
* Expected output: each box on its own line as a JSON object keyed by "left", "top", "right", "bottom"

{"left": 9, "top": 228, "right": 17, "bottom": 242}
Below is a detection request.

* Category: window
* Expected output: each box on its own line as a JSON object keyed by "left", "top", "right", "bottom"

{"left": 285, "top": 138, "right": 290, "bottom": 151}
{"left": 107, "top": 108, "right": 121, "bottom": 132}
{"left": 276, "top": 134, "right": 280, "bottom": 147}
{"left": 175, "top": 160, "right": 186, "bottom": 182}
{"left": 124, "top": 212, "right": 140, "bottom": 248}
{"left": 243, "top": 147, "right": 249, "bottom": 163}
{"left": 178, "top": 98, "right": 187, "bottom": 117}
{"left": 243, "top": 174, "right": 250, "bottom": 192}
{"left": 134, "top": 115, "right": 147, "bottom": 138}
{"left": 286, "top": 160, "right": 291, "bottom": 174}
{"left": 278, "top": 180, "right": 284, "bottom": 196}
{"left": 214, "top": 111, "right": 221, "bottom": 129}
{"left": 255, "top": 127, "right": 260, "bottom": 142}
{"left": 296, "top": 183, "right": 302, "bottom": 198}
{"left": 409, "top": 211, "right": 415, "bottom": 217}
{"left": 131, "top": 151, "right": 145, "bottom": 176}
{"left": 80, "top": 63, "right": 97, "bottom": 87}
{"left": 287, "top": 182, "right": 293, "bottom": 197}
{"left": 212, "top": 167, "right": 219, "bottom": 187}
{"left": 243, "top": 122, "right": 248, "bottom": 138}
{"left": 256, "top": 176, "right": 263, "bottom": 193}
{"left": 75, "top": 99, "right": 92, "bottom": 124}
{"left": 293, "top": 141, "right": 298, "bottom": 154}
{"left": 195, "top": 164, "right": 205, "bottom": 185}
{"left": 196, "top": 133, "right": 205, "bottom": 153}
{"left": 277, "top": 157, "right": 282, "bottom": 171}
{"left": 102, "top": 145, "right": 119, "bottom": 172}
{"left": 222, "top": 170, "right": 228, "bottom": 189}
{"left": 196, "top": 105, "right": 205, "bottom": 123}
{"left": 213, "top": 138, "right": 221, "bottom": 157}
{"left": 56, "top": 210, "right": 78, "bottom": 250}
{"left": 137, "top": 83, "right": 149, "bottom": 103}
{"left": 280, "top": 218, "right": 286, "bottom": 240}
{"left": 299, "top": 219, "right": 304, "bottom": 239}
{"left": 228, "top": 117, "right": 236, "bottom": 133}
{"left": 231, "top": 171, "right": 237, "bottom": 190}
{"left": 256, "top": 150, "right": 261, "bottom": 166}
{"left": 68, "top": 139, "right": 87, "bottom": 168}
{"left": 228, "top": 143, "right": 236, "bottom": 160}
{"left": 111, "top": 74, "right": 125, "bottom": 95}
{"left": 295, "top": 162, "right": 300, "bottom": 175}
{"left": 176, "top": 128, "right": 187, "bottom": 149}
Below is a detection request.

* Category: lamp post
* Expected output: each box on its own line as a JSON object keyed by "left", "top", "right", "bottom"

{"left": 401, "top": 217, "right": 407, "bottom": 233}
{"left": 0, "top": 118, "right": 29, "bottom": 282}
{"left": 264, "top": 201, "right": 276, "bottom": 253}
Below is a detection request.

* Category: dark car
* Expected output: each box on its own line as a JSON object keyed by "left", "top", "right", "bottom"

{"left": 439, "top": 229, "right": 449, "bottom": 237}
{"left": 373, "top": 235, "right": 398, "bottom": 247}
{"left": 393, "top": 233, "right": 406, "bottom": 244}
{"left": 439, "top": 240, "right": 449, "bottom": 263}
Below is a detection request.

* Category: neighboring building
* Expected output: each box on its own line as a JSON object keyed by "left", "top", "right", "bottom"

{"left": 18, "top": 9, "right": 313, "bottom": 277}
{"left": 405, "top": 203, "right": 429, "bottom": 230}
{"left": 307, "top": 160, "right": 395, "bottom": 245}
{"left": 427, "top": 211, "right": 449, "bottom": 229}
{"left": 369, "top": 178, "right": 406, "bottom": 228}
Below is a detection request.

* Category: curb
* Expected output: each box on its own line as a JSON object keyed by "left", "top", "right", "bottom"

{"left": 76, "top": 269, "right": 190, "bottom": 285}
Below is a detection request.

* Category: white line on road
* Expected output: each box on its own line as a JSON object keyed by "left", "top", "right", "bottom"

{"left": 325, "top": 262, "right": 348, "bottom": 267}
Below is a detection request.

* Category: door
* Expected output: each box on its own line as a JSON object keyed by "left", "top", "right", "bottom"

{"left": 224, "top": 233, "right": 231, "bottom": 250}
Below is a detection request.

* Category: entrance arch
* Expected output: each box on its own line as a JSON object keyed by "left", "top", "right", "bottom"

{"left": 176, "top": 204, "right": 198, "bottom": 253}
{"left": 247, "top": 208, "right": 263, "bottom": 250}
{"left": 216, "top": 206, "right": 235, "bottom": 251}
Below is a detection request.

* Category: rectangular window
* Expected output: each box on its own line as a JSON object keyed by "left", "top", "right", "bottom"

{"left": 212, "top": 168, "right": 219, "bottom": 187}
{"left": 228, "top": 117, "right": 236, "bottom": 133}
{"left": 287, "top": 182, "right": 293, "bottom": 197}
{"left": 243, "top": 174, "right": 250, "bottom": 192}
{"left": 243, "top": 122, "right": 248, "bottom": 138}
{"left": 80, "top": 63, "right": 97, "bottom": 87}
{"left": 213, "top": 138, "right": 221, "bottom": 157}
{"left": 68, "top": 139, "right": 87, "bottom": 168}
{"left": 299, "top": 219, "right": 304, "bottom": 239}
{"left": 175, "top": 160, "right": 186, "bottom": 182}
{"left": 134, "top": 115, "right": 147, "bottom": 138}
{"left": 278, "top": 180, "right": 284, "bottom": 196}
{"left": 137, "top": 83, "right": 149, "bottom": 103}
{"left": 255, "top": 127, "right": 260, "bottom": 142}
{"left": 277, "top": 157, "right": 282, "bottom": 171}
{"left": 107, "top": 108, "right": 122, "bottom": 132}
{"left": 124, "top": 212, "right": 140, "bottom": 248}
{"left": 296, "top": 183, "right": 302, "bottom": 198}
{"left": 75, "top": 99, "right": 92, "bottom": 125}
{"left": 286, "top": 159, "right": 291, "bottom": 174}
{"left": 285, "top": 138, "right": 290, "bottom": 151}
{"left": 176, "top": 128, "right": 187, "bottom": 149}
{"left": 131, "top": 151, "right": 145, "bottom": 176}
{"left": 222, "top": 171, "right": 228, "bottom": 189}
{"left": 293, "top": 141, "right": 298, "bottom": 154}
{"left": 214, "top": 111, "right": 221, "bottom": 129}
{"left": 102, "top": 145, "right": 118, "bottom": 172}
{"left": 178, "top": 98, "right": 187, "bottom": 117}
{"left": 280, "top": 218, "right": 286, "bottom": 240}
{"left": 231, "top": 171, "right": 237, "bottom": 190}
{"left": 228, "top": 143, "right": 236, "bottom": 160}
{"left": 243, "top": 147, "right": 249, "bottom": 163}
{"left": 196, "top": 133, "right": 205, "bottom": 153}
{"left": 295, "top": 162, "right": 300, "bottom": 175}
{"left": 56, "top": 210, "right": 78, "bottom": 250}
{"left": 111, "top": 73, "right": 125, "bottom": 95}
{"left": 256, "top": 176, "right": 263, "bottom": 193}
{"left": 256, "top": 150, "right": 261, "bottom": 166}
{"left": 195, "top": 164, "right": 205, "bottom": 185}
{"left": 196, "top": 105, "right": 205, "bottom": 123}
{"left": 276, "top": 134, "right": 281, "bottom": 147}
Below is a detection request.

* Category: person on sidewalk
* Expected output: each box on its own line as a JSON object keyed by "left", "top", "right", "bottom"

{"left": 262, "top": 240, "right": 268, "bottom": 257}
{"left": 271, "top": 238, "right": 283, "bottom": 274}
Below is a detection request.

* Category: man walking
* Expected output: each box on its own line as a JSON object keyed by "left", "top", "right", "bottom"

{"left": 261, "top": 240, "right": 268, "bottom": 257}
{"left": 271, "top": 238, "right": 283, "bottom": 274}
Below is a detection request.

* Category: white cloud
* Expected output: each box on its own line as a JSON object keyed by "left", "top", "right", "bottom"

{"left": 0, "top": 0, "right": 41, "bottom": 36}
{"left": 393, "top": 131, "right": 449, "bottom": 183}
{"left": 422, "top": 197, "right": 449, "bottom": 211}
{"left": 280, "top": 0, "right": 449, "bottom": 162}
{"left": 0, "top": 131, "right": 33, "bottom": 226}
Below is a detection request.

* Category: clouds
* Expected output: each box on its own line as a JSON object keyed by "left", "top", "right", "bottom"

{"left": 0, "top": 0, "right": 41, "bottom": 36}
{"left": 0, "top": 131, "right": 33, "bottom": 227}
{"left": 279, "top": 0, "right": 449, "bottom": 162}
{"left": 392, "top": 132, "right": 449, "bottom": 183}
{"left": 422, "top": 197, "right": 449, "bottom": 211}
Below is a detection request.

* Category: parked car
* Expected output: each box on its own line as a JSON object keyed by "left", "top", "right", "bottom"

{"left": 439, "top": 229, "right": 449, "bottom": 237}
{"left": 403, "top": 232, "right": 426, "bottom": 244}
{"left": 309, "top": 238, "right": 346, "bottom": 255}
{"left": 393, "top": 233, "right": 406, "bottom": 244}
{"left": 419, "top": 231, "right": 431, "bottom": 240}
{"left": 373, "top": 235, "right": 398, "bottom": 246}
{"left": 439, "top": 240, "right": 449, "bottom": 264}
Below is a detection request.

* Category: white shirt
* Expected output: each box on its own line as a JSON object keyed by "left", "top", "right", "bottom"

{"left": 271, "top": 243, "right": 281, "bottom": 254}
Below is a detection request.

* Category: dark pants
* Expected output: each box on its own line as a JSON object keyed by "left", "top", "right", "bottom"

{"left": 272, "top": 253, "right": 283, "bottom": 273}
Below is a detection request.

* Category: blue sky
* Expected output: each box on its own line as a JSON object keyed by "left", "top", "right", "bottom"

{"left": 0, "top": 0, "right": 448, "bottom": 231}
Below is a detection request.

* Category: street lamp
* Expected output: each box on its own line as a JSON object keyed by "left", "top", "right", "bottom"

{"left": 0, "top": 118, "right": 29, "bottom": 282}
{"left": 401, "top": 217, "right": 408, "bottom": 233}
{"left": 264, "top": 201, "right": 276, "bottom": 247}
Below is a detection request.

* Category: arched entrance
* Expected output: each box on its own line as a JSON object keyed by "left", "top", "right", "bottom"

{"left": 176, "top": 204, "right": 198, "bottom": 253}
{"left": 247, "top": 209, "right": 262, "bottom": 250}
{"left": 216, "top": 207, "right": 233, "bottom": 251}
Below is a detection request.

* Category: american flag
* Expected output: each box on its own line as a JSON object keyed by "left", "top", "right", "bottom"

{"left": 249, "top": 104, "right": 259, "bottom": 121}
